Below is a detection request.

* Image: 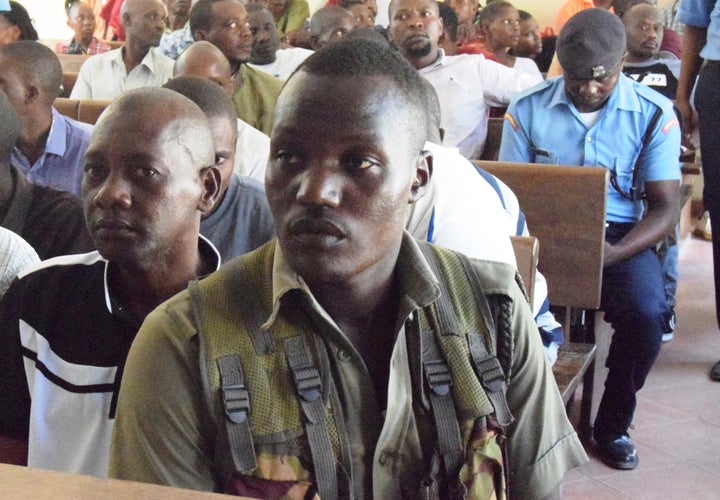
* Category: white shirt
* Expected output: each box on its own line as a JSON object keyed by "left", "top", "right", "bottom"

{"left": 405, "top": 141, "right": 516, "bottom": 266}
{"left": 512, "top": 57, "right": 544, "bottom": 84}
{"left": 70, "top": 47, "right": 174, "bottom": 99}
{"left": 234, "top": 118, "right": 271, "bottom": 183}
{"left": 419, "top": 51, "right": 537, "bottom": 159}
{"left": 0, "top": 227, "right": 39, "bottom": 298}
{"left": 249, "top": 47, "right": 313, "bottom": 81}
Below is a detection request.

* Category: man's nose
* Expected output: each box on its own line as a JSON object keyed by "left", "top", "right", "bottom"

{"left": 296, "top": 164, "right": 341, "bottom": 208}
{"left": 92, "top": 173, "right": 132, "bottom": 210}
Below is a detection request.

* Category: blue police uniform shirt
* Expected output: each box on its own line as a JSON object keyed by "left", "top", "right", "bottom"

{"left": 677, "top": 0, "right": 720, "bottom": 61}
{"left": 499, "top": 74, "right": 681, "bottom": 223}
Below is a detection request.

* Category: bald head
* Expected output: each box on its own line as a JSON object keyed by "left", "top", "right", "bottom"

{"left": 310, "top": 6, "right": 357, "bottom": 49}
{"left": 174, "top": 41, "right": 235, "bottom": 95}
{"left": 121, "top": 0, "right": 167, "bottom": 47}
{"left": 83, "top": 88, "right": 218, "bottom": 265}
{"left": 613, "top": 0, "right": 655, "bottom": 18}
{"left": 94, "top": 88, "right": 215, "bottom": 170}
{"left": 623, "top": 3, "right": 663, "bottom": 60}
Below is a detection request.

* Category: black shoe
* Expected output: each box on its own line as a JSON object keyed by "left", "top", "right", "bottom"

{"left": 594, "top": 434, "right": 638, "bottom": 470}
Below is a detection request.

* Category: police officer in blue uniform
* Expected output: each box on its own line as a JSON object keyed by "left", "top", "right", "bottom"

{"left": 499, "top": 8, "right": 681, "bottom": 471}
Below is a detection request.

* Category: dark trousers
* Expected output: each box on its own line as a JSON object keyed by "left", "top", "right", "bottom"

{"left": 696, "top": 60, "right": 720, "bottom": 328}
{"left": 594, "top": 222, "right": 669, "bottom": 437}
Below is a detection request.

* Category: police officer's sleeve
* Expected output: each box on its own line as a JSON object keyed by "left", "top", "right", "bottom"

{"left": 109, "top": 293, "right": 217, "bottom": 491}
{"left": 498, "top": 99, "right": 534, "bottom": 163}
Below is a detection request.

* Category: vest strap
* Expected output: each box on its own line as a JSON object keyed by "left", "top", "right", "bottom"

{"left": 217, "top": 355, "right": 257, "bottom": 473}
{"left": 284, "top": 335, "right": 338, "bottom": 500}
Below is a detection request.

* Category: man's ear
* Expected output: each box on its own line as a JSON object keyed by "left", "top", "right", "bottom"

{"left": 25, "top": 84, "right": 39, "bottom": 105}
{"left": 197, "top": 165, "right": 222, "bottom": 215}
{"left": 409, "top": 151, "right": 431, "bottom": 204}
{"left": 122, "top": 11, "right": 131, "bottom": 29}
{"left": 194, "top": 28, "right": 207, "bottom": 41}
{"left": 309, "top": 34, "right": 319, "bottom": 50}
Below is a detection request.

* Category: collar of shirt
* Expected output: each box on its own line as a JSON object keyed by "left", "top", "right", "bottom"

{"left": 548, "top": 73, "right": 643, "bottom": 116}
{"left": 45, "top": 108, "right": 70, "bottom": 157}
{"left": 262, "top": 232, "right": 441, "bottom": 330}
{"left": 102, "top": 234, "right": 222, "bottom": 324}
{"left": 111, "top": 46, "right": 163, "bottom": 75}
{"left": 420, "top": 49, "right": 447, "bottom": 71}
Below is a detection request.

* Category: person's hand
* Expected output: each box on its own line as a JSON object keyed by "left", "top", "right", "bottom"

{"left": 675, "top": 97, "right": 697, "bottom": 136}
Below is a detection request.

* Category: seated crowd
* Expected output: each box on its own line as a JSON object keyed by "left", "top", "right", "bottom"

{"left": 0, "top": 0, "right": 704, "bottom": 497}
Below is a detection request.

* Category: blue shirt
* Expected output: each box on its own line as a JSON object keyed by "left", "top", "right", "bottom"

{"left": 11, "top": 108, "right": 93, "bottom": 196}
{"left": 677, "top": 0, "right": 720, "bottom": 60}
{"left": 499, "top": 75, "right": 681, "bottom": 223}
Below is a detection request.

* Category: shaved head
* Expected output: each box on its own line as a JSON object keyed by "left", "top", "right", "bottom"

{"left": 0, "top": 41, "right": 63, "bottom": 104}
{"left": 174, "top": 41, "right": 235, "bottom": 95}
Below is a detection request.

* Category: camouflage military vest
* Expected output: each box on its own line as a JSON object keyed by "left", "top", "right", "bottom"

{"left": 188, "top": 241, "right": 519, "bottom": 499}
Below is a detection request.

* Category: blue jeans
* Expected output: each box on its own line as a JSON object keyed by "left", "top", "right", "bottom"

{"left": 594, "top": 222, "right": 669, "bottom": 437}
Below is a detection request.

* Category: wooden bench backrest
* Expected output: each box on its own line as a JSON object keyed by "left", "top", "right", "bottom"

{"left": 61, "top": 72, "right": 78, "bottom": 98}
{"left": 510, "top": 235, "right": 538, "bottom": 303}
{"left": 57, "top": 54, "right": 89, "bottom": 72}
{"left": 476, "top": 161, "right": 608, "bottom": 309}
{"left": 53, "top": 98, "right": 112, "bottom": 125}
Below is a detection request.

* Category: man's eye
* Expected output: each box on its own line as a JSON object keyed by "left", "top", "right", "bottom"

{"left": 84, "top": 163, "right": 105, "bottom": 178}
{"left": 134, "top": 166, "right": 158, "bottom": 178}
{"left": 275, "top": 150, "right": 302, "bottom": 167}
{"left": 227, "top": 20, "right": 238, "bottom": 30}
{"left": 215, "top": 154, "right": 229, "bottom": 166}
{"left": 345, "top": 158, "right": 377, "bottom": 170}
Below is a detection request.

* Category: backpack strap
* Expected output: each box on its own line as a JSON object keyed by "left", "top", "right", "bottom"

{"left": 419, "top": 319, "right": 464, "bottom": 472}
{"left": 284, "top": 335, "right": 339, "bottom": 500}
{"left": 415, "top": 244, "right": 474, "bottom": 476}
{"left": 456, "top": 253, "right": 516, "bottom": 428}
{"left": 216, "top": 355, "right": 256, "bottom": 472}
{"left": 188, "top": 280, "right": 259, "bottom": 485}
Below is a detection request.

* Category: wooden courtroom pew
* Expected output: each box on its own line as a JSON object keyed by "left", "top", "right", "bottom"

{"left": 53, "top": 98, "right": 112, "bottom": 125}
{"left": 0, "top": 463, "right": 232, "bottom": 499}
{"left": 478, "top": 160, "right": 609, "bottom": 434}
{"left": 61, "top": 72, "right": 78, "bottom": 98}
{"left": 57, "top": 53, "right": 89, "bottom": 72}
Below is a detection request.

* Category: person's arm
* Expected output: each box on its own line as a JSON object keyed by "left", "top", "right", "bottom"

{"left": 604, "top": 179, "right": 680, "bottom": 266}
{"left": 497, "top": 261, "right": 587, "bottom": 497}
{"left": 109, "top": 299, "right": 217, "bottom": 491}
{"left": 0, "top": 435, "right": 28, "bottom": 465}
{"left": 498, "top": 101, "right": 534, "bottom": 163}
{"left": 676, "top": 25, "right": 707, "bottom": 134}
{"left": 69, "top": 62, "right": 93, "bottom": 99}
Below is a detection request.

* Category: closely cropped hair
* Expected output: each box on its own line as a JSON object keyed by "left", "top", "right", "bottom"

{"left": 294, "top": 38, "right": 431, "bottom": 145}
{"left": 518, "top": 9, "right": 532, "bottom": 22}
{"left": 0, "top": 91, "right": 20, "bottom": 162}
{"left": 438, "top": 2, "right": 459, "bottom": 43}
{"left": 339, "top": 0, "right": 364, "bottom": 8}
{"left": 189, "top": 0, "right": 226, "bottom": 39}
{"left": 477, "top": 0, "right": 514, "bottom": 25}
{"left": 0, "top": 41, "right": 63, "bottom": 102}
{"left": 0, "top": 1, "right": 39, "bottom": 41}
{"left": 164, "top": 76, "right": 238, "bottom": 128}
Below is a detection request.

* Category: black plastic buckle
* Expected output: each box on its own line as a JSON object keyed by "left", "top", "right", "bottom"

{"left": 291, "top": 365, "right": 322, "bottom": 402}
{"left": 424, "top": 358, "right": 452, "bottom": 396}
{"left": 222, "top": 383, "right": 250, "bottom": 424}
{"left": 474, "top": 354, "right": 505, "bottom": 393}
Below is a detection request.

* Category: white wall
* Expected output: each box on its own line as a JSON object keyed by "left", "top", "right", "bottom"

{"left": 26, "top": 0, "right": 73, "bottom": 41}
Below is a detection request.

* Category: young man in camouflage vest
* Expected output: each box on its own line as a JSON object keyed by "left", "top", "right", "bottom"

{"left": 110, "top": 38, "right": 587, "bottom": 499}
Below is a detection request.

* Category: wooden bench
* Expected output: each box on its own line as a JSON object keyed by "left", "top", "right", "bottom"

{"left": 57, "top": 53, "right": 89, "bottom": 72}
{"left": 478, "top": 161, "right": 609, "bottom": 434}
{"left": 53, "top": 98, "right": 112, "bottom": 125}
{"left": 61, "top": 72, "right": 78, "bottom": 98}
